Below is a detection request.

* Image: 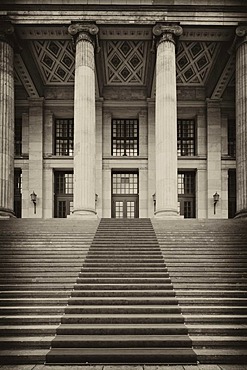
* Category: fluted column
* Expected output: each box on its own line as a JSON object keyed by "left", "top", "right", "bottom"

{"left": 68, "top": 23, "right": 99, "bottom": 217}
{"left": 0, "top": 23, "right": 15, "bottom": 218}
{"left": 235, "top": 25, "right": 247, "bottom": 218}
{"left": 153, "top": 23, "right": 183, "bottom": 218}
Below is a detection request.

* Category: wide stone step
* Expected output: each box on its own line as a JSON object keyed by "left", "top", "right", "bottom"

{"left": 178, "top": 297, "right": 247, "bottom": 306}
{"left": 73, "top": 283, "right": 173, "bottom": 290}
{"left": 71, "top": 290, "right": 175, "bottom": 297}
{"left": 0, "top": 315, "right": 62, "bottom": 324}
{"left": 64, "top": 305, "right": 182, "bottom": 314}
{"left": 51, "top": 334, "right": 192, "bottom": 348}
{"left": 56, "top": 323, "right": 189, "bottom": 335}
{"left": 68, "top": 297, "right": 178, "bottom": 305}
{"left": 61, "top": 314, "right": 185, "bottom": 324}
{"left": 182, "top": 306, "right": 247, "bottom": 314}
{"left": 78, "top": 272, "right": 169, "bottom": 278}
{"left": 195, "top": 348, "right": 247, "bottom": 364}
{"left": 46, "top": 347, "right": 196, "bottom": 364}
{"left": 191, "top": 335, "right": 247, "bottom": 347}
{"left": 0, "top": 298, "right": 68, "bottom": 306}
{"left": 0, "top": 325, "right": 57, "bottom": 336}
{"left": 187, "top": 324, "right": 247, "bottom": 335}
{"left": 76, "top": 278, "right": 171, "bottom": 284}
{"left": 176, "top": 290, "right": 247, "bottom": 297}
{"left": 0, "top": 349, "right": 48, "bottom": 364}
{"left": 184, "top": 315, "right": 247, "bottom": 323}
{"left": 0, "top": 336, "right": 53, "bottom": 349}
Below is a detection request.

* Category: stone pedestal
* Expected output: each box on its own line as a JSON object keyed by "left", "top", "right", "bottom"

{"left": 153, "top": 24, "right": 182, "bottom": 218}
{"left": 68, "top": 23, "right": 99, "bottom": 218}
{"left": 235, "top": 26, "right": 247, "bottom": 218}
{"left": 0, "top": 24, "right": 15, "bottom": 218}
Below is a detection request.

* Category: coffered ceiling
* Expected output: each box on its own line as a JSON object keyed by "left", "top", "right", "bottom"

{"left": 14, "top": 26, "right": 235, "bottom": 98}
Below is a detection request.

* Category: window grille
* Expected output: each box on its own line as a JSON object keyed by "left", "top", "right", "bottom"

{"left": 177, "top": 119, "right": 195, "bottom": 156}
{"left": 112, "top": 173, "right": 138, "bottom": 195}
{"left": 15, "top": 119, "right": 22, "bottom": 156}
{"left": 55, "top": 119, "right": 74, "bottom": 156}
{"left": 112, "top": 119, "right": 139, "bottom": 156}
{"left": 228, "top": 119, "right": 236, "bottom": 158}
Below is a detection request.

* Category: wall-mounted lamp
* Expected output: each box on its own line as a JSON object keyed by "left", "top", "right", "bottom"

{"left": 213, "top": 191, "right": 220, "bottom": 215}
{"left": 152, "top": 193, "right": 156, "bottom": 213}
{"left": 30, "top": 191, "right": 37, "bottom": 214}
{"left": 95, "top": 193, "right": 98, "bottom": 204}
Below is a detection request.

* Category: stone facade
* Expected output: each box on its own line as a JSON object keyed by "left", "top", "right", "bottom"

{"left": 0, "top": 0, "right": 246, "bottom": 219}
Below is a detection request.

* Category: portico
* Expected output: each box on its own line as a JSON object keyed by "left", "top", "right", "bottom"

{"left": 0, "top": 0, "right": 246, "bottom": 220}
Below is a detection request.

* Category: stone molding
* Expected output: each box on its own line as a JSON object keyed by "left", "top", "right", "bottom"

{"left": 68, "top": 23, "right": 99, "bottom": 48}
{"left": 153, "top": 23, "right": 183, "bottom": 46}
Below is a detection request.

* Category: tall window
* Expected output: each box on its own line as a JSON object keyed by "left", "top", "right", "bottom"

{"left": 112, "top": 119, "right": 139, "bottom": 156}
{"left": 177, "top": 119, "right": 195, "bottom": 156}
{"left": 15, "top": 118, "right": 22, "bottom": 156}
{"left": 14, "top": 169, "right": 22, "bottom": 218}
{"left": 228, "top": 119, "right": 236, "bottom": 158}
{"left": 228, "top": 170, "right": 236, "bottom": 218}
{"left": 178, "top": 171, "right": 196, "bottom": 218}
{"left": 54, "top": 171, "right": 74, "bottom": 218}
{"left": 55, "top": 119, "right": 74, "bottom": 156}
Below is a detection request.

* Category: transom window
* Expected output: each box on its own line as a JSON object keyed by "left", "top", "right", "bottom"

{"left": 228, "top": 119, "right": 236, "bottom": 158}
{"left": 55, "top": 119, "right": 74, "bottom": 156}
{"left": 55, "top": 172, "right": 74, "bottom": 195}
{"left": 177, "top": 119, "right": 195, "bottom": 156}
{"left": 112, "top": 173, "right": 138, "bottom": 194}
{"left": 112, "top": 119, "right": 139, "bottom": 156}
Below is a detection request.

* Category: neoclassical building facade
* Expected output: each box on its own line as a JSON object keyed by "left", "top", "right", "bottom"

{"left": 0, "top": 0, "right": 247, "bottom": 220}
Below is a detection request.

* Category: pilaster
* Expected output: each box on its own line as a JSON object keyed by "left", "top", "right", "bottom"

{"left": 153, "top": 23, "right": 183, "bottom": 218}
{"left": 235, "top": 25, "right": 247, "bottom": 218}
{"left": 0, "top": 23, "right": 15, "bottom": 217}
{"left": 28, "top": 98, "right": 44, "bottom": 218}
{"left": 68, "top": 22, "right": 99, "bottom": 218}
{"left": 206, "top": 99, "right": 222, "bottom": 218}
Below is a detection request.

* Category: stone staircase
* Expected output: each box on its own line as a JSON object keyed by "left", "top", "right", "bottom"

{"left": 0, "top": 218, "right": 98, "bottom": 364}
{"left": 0, "top": 217, "right": 246, "bottom": 365}
{"left": 152, "top": 219, "right": 247, "bottom": 364}
{"left": 46, "top": 218, "right": 197, "bottom": 364}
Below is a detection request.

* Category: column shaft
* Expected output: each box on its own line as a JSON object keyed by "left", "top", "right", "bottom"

{"left": 69, "top": 24, "right": 98, "bottom": 217}
{"left": 235, "top": 27, "right": 247, "bottom": 218}
{"left": 0, "top": 36, "right": 15, "bottom": 217}
{"left": 153, "top": 24, "right": 182, "bottom": 218}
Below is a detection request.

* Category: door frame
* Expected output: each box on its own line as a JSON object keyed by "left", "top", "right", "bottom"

{"left": 111, "top": 170, "right": 139, "bottom": 218}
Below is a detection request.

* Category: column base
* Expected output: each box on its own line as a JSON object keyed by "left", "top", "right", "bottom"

{"left": 234, "top": 209, "right": 247, "bottom": 219}
{"left": 68, "top": 208, "right": 98, "bottom": 219}
{"left": 154, "top": 209, "right": 180, "bottom": 219}
{"left": 0, "top": 207, "right": 16, "bottom": 219}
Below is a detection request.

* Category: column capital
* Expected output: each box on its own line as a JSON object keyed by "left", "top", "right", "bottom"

{"left": 236, "top": 24, "right": 247, "bottom": 48}
{"left": 68, "top": 22, "right": 99, "bottom": 48}
{"left": 0, "top": 21, "right": 14, "bottom": 47}
{"left": 153, "top": 23, "right": 183, "bottom": 46}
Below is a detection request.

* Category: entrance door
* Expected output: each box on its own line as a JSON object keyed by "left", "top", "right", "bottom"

{"left": 54, "top": 171, "right": 73, "bottom": 218}
{"left": 178, "top": 171, "right": 196, "bottom": 218}
{"left": 112, "top": 172, "right": 139, "bottom": 218}
{"left": 112, "top": 196, "right": 138, "bottom": 218}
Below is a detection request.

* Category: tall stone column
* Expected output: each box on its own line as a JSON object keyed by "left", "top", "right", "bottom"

{"left": 0, "top": 23, "right": 15, "bottom": 218}
{"left": 153, "top": 23, "right": 183, "bottom": 218}
{"left": 68, "top": 23, "right": 99, "bottom": 217}
{"left": 235, "top": 26, "right": 247, "bottom": 218}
